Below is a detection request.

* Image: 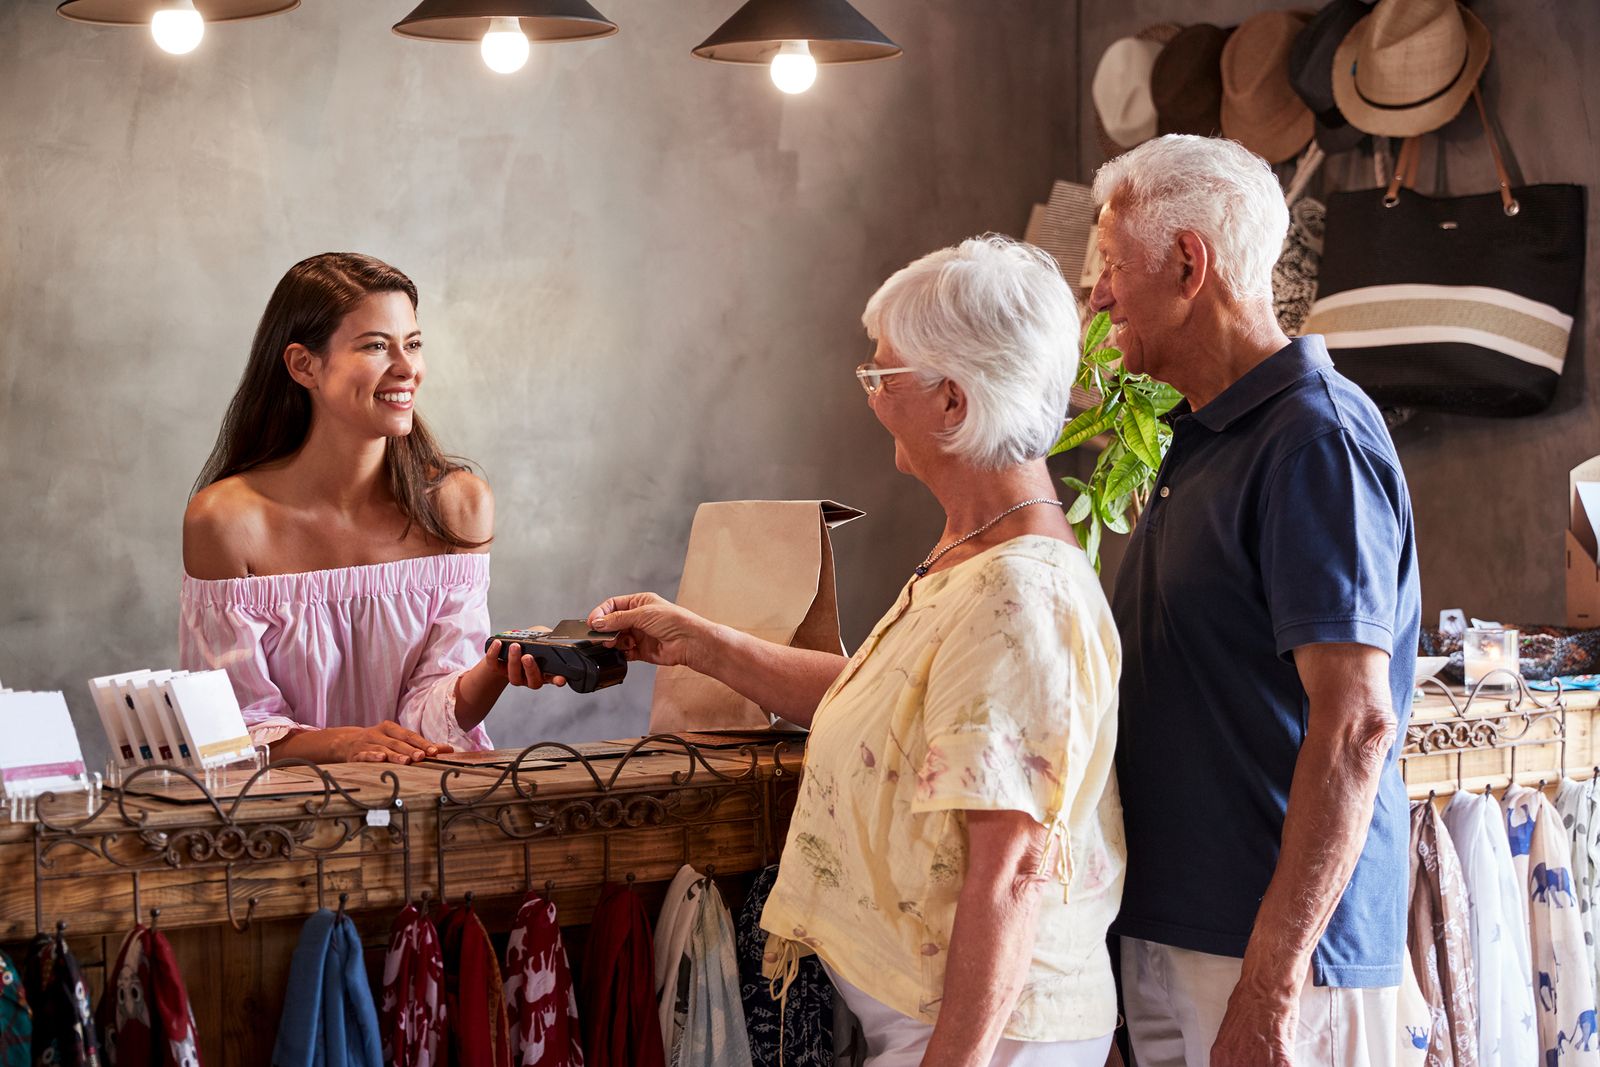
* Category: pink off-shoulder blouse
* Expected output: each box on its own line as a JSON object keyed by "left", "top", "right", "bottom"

{"left": 178, "top": 553, "right": 494, "bottom": 751}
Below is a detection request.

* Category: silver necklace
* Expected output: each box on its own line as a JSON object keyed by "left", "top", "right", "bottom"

{"left": 915, "top": 497, "right": 1061, "bottom": 577}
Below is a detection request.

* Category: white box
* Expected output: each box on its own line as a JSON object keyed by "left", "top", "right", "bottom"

{"left": 89, "top": 670, "right": 153, "bottom": 768}
{"left": 162, "top": 671, "right": 253, "bottom": 770}
{"left": 1568, "top": 456, "right": 1600, "bottom": 627}
{"left": 0, "top": 691, "right": 88, "bottom": 798}
{"left": 117, "top": 671, "right": 178, "bottom": 765}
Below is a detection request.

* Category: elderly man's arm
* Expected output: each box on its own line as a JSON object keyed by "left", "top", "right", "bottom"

{"left": 920, "top": 809, "right": 1052, "bottom": 1067}
{"left": 1210, "top": 642, "right": 1399, "bottom": 1067}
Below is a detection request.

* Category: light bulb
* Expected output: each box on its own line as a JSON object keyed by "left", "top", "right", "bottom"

{"left": 150, "top": 0, "right": 204, "bottom": 55}
{"left": 769, "top": 40, "right": 817, "bottom": 94}
{"left": 481, "top": 16, "right": 530, "bottom": 74}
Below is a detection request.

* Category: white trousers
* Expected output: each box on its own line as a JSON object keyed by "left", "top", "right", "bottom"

{"left": 824, "top": 963, "right": 1114, "bottom": 1067}
{"left": 1120, "top": 938, "right": 1429, "bottom": 1067}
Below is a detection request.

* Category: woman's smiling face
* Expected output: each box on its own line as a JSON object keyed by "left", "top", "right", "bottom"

{"left": 299, "top": 290, "right": 426, "bottom": 439}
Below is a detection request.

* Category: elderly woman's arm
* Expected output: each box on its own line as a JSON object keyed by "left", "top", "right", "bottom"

{"left": 589, "top": 592, "right": 846, "bottom": 728}
{"left": 920, "top": 809, "right": 1053, "bottom": 1067}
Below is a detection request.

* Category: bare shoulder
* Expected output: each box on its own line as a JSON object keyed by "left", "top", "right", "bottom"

{"left": 183, "top": 475, "right": 269, "bottom": 579}
{"left": 435, "top": 469, "right": 494, "bottom": 550}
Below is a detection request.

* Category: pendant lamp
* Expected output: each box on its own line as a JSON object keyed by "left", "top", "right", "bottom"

{"left": 57, "top": 0, "right": 298, "bottom": 55}
{"left": 693, "top": 0, "right": 899, "bottom": 93}
{"left": 394, "top": 0, "right": 617, "bottom": 73}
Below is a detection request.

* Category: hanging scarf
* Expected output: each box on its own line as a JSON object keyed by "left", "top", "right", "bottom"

{"left": 437, "top": 905, "right": 511, "bottom": 1067}
{"left": 272, "top": 909, "right": 383, "bottom": 1067}
{"left": 736, "top": 867, "right": 832, "bottom": 1067}
{"left": 97, "top": 926, "right": 203, "bottom": 1067}
{"left": 579, "top": 883, "right": 665, "bottom": 1067}
{"left": 1557, "top": 778, "right": 1600, "bottom": 1011}
{"left": 504, "top": 894, "right": 583, "bottom": 1067}
{"left": 1440, "top": 791, "right": 1539, "bottom": 1066}
{"left": 380, "top": 905, "right": 446, "bottom": 1067}
{"left": 0, "top": 949, "right": 30, "bottom": 1067}
{"left": 1407, "top": 799, "right": 1479, "bottom": 1067}
{"left": 1504, "top": 786, "right": 1600, "bottom": 1067}
{"left": 654, "top": 866, "right": 701, "bottom": 1055}
{"left": 24, "top": 932, "right": 101, "bottom": 1067}
{"left": 681, "top": 880, "right": 753, "bottom": 1067}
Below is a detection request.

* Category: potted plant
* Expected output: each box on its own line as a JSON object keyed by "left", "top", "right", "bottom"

{"left": 1049, "top": 310, "right": 1183, "bottom": 570}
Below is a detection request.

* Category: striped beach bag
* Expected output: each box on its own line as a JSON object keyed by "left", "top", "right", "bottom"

{"left": 1304, "top": 90, "right": 1584, "bottom": 417}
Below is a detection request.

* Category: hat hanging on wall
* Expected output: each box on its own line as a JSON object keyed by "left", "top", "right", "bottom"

{"left": 1221, "top": 10, "right": 1314, "bottom": 164}
{"left": 1289, "top": 0, "right": 1373, "bottom": 153}
{"left": 56, "top": 0, "right": 297, "bottom": 55}
{"left": 693, "top": 0, "right": 901, "bottom": 96}
{"left": 1093, "top": 24, "right": 1180, "bottom": 157}
{"left": 394, "top": 0, "right": 618, "bottom": 75}
{"left": 1151, "top": 23, "right": 1231, "bottom": 137}
{"left": 1331, "top": 0, "right": 1490, "bottom": 137}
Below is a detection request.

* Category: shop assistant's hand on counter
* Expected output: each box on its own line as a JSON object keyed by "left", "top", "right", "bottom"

{"left": 588, "top": 593, "right": 846, "bottom": 729}
{"left": 270, "top": 721, "right": 452, "bottom": 765}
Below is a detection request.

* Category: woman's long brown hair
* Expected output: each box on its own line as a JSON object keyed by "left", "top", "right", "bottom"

{"left": 193, "top": 252, "right": 485, "bottom": 550}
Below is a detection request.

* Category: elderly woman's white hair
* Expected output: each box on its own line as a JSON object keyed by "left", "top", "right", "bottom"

{"left": 1091, "top": 135, "right": 1288, "bottom": 303}
{"left": 862, "top": 235, "right": 1080, "bottom": 471}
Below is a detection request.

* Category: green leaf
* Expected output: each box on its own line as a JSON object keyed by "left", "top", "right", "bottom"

{"left": 1123, "top": 392, "right": 1162, "bottom": 469}
{"left": 1050, "top": 400, "right": 1118, "bottom": 456}
{"left": 1084, "top": 515, "right": 1104, "bottom": 572}
{"left": 1104, "top": 450, "right": 1146, "bottom": 501}
{"left": 1148, "top": 381, "right": 1184, "bottom": 415}
{"left": 1081, "top": 312, "right": 1111, "bottom": 358}
{"left": 1090, "top": 345, "right": 1124, "bottom": 367}
{"left": 1101, "top": 491, "right": 1133, "bottom": 535}
{"left": 1060, "top": 475, "right": 1090, "bottom": 494}
{"left": 1065, "top": 492, "right": 1093, "bottom": 524}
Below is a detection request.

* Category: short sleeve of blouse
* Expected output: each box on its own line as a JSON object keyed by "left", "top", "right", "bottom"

{"left": 909, "top": 555, "right": 1076, "bottom": 825}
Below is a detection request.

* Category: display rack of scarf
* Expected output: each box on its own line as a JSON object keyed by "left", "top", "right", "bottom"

{"left": 429, "top": 735, "right": 773, "bottom": 906}
{"left": 0, "top": 948, "right": 28, "bottom": 1067}
{"left": 97, "top": 911, "right": 204, "bottom": 1067}
{"left": 26, "top": 758, "right": 412, "bottom": 936}
{"left": 23, "top": 922, "right": 100, "bottom": 1067}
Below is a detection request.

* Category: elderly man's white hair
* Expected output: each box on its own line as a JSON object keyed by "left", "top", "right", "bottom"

{"left": 862, "top": 235, "right": 1080, "bottom": 471}
{"left": 1092, "top": 135, "right": 1288, "bottom": 303}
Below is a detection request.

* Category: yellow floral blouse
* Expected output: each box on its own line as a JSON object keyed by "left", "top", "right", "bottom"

{"left": 759, "top": 535, "right": 1126, "bottom": 1041}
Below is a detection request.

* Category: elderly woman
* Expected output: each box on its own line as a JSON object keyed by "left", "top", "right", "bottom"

{"left": 589, "top": 235, "right": 1124, "bottom": 1067}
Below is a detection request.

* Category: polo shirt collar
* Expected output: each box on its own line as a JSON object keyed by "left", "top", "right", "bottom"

{"left": 1177, "top": 336, "right": 1334, "bottom": 432}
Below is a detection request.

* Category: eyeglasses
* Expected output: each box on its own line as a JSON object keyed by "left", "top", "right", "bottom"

{"left": 854, "top": 362, "right": 921, "bottom": 396}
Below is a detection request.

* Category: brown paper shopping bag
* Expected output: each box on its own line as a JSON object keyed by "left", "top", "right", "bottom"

{"left": 649, "top": 500, "right": 863, "bottom": 732}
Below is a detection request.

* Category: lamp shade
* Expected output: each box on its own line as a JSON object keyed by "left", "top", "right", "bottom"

{"left": 693, "top": 0, "right": 900, "bottom": 64}
{"left": 393, "top": 0, "right": 617, "bottom": 42}
{"left": 57, "top": 0, "right": 297, "bottom": 24}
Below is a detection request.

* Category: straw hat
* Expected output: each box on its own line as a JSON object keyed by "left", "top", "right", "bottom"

{"left": 1332, "top": 0, "right": 1490, "bottom": 137}
{"left": 1221, "top": 11, "right": 1315, "bottom": 164}
{"left": 1152, "top": 24, "right": 1231, "bottom": 137}
{"left": 1288, "top": 0, "right": 1372, "bottom": 153}
{"left": 1093, "top": 23, "right": 1182, "bottom": 156}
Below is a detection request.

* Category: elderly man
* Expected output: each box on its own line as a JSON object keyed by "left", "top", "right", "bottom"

{"left": 1090, "top": 135, "right": 1422, "bottom": 1067}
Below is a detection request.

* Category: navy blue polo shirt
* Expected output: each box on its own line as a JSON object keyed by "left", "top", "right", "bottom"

{"left": 1110, "top": 335, "right": 1419, "bottom": 988}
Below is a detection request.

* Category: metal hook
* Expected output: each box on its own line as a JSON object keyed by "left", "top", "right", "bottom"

{"left": 336, "top": 892, "right": 349, "bottom": 921}
{"left": 624, "top": 871, "right": 636, "bottom": 888}
{"left": 464, "top": 890, "right": 475, "bottom": 910}
{"left": 418, "top": 888, "right": 432, "bottom": 914}
{"left": 224, "top": 866, "right": 258, "bottom": 933}
{"left": 150, "top": 908, "right": 160, "bottom": 933}
{"left": 523, "top": 843, "right": 533, "bottom": 895}
{"left": 544, "top": 879, "right": 556, "bottom": 899}
{"left": 54, "top": 919, "right": 67, "bottom": 947}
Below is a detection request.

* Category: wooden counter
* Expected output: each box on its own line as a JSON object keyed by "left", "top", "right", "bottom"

{"left": 0, "top": 733, "right": 804, "bottom": 1065}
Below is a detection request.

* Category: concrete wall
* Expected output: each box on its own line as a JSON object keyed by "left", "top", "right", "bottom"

{"left": 1074, "top": 0, "right": 1600, "bottom": 626}
{"left": 0, "top": 1, "right": 1079, "bottom": 766}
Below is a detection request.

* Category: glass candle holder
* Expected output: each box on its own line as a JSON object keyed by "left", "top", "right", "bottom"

{"left": 1463, "top": 626, "right": 1519, "bottom": 691}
